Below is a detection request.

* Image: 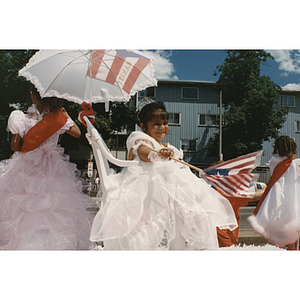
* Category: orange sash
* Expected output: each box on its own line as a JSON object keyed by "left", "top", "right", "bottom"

{"left": 21, "top": 110, "right": 67, "bottom": 153}
{"left": 252, "top": 157, "right": 293, "bottom": 216}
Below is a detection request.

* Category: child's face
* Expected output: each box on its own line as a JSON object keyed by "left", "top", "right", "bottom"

{"left": 142, "top": 116, "right": 169, "bottom": 142}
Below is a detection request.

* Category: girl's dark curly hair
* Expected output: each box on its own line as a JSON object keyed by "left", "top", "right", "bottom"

{"left": 41, "top": 97, "right": 64, "bottom": 113}
{"left": 31, "top": 84, "right": 64, "bottom": 113}
{"left": 273, "top": 135, "right": 297, "bottom": 157}
{"left": 137, "top": 100, "right": 169, "bottom": 128}
{"left": 30, "top": 84, "right": 41, "bottom": 101}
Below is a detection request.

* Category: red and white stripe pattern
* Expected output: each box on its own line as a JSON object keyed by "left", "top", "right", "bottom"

{"left": 87, "top": 50, "right": 150, "bottom": 94}
{"left": 203, "top": 150, "right": 263, "bottom": 198}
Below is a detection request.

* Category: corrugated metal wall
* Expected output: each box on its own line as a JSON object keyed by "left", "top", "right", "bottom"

{"left": 140, "top": 81, "right": 300, "bottom": 170}
{"left": 148, "top": 81, "right": 221, "bottom": 166}
{"left": 261, "top": 111, "right": 300, "bottom": 165}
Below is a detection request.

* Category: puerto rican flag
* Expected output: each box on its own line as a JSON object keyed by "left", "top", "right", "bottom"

{"left": 203, "top": 150, "right": 263, "bottom": 198}
{"left": 87, "top": 50, "right": 151, "bottom": 94}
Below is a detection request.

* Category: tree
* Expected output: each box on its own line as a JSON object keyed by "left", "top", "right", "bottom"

{"left": 59, "top": 100, "right": 137, "bottom": 156}
{"left": 0, "top": 50, "right": 38, "bottom": 159}
{"left": 0, "top": 50, "right": 137, "bottom": 160}
{"left": 206, "top": 50, "right": 289, "bottom": 160}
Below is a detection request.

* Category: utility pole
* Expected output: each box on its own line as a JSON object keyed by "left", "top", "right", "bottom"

{"left": 219, "top": 90, "right": 223, "bottom": 161}
{"left": 218, "top": 78, "right": 228, "bottom": 161}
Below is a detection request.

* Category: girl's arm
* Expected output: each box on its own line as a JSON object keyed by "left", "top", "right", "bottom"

{"left": 66, "top": 122, "right": 81, "bottom": 138}
{"left": 137, "top": 145, "right": 174, "bottom": 162}
{"left": 61, "top": 108, "right": 81, "bottom": 138}
{"left": 10, "top": 134, "right": 22, "bottom": 152}
{"left": 137, "top": 145, "right": 153, "bottom": 162}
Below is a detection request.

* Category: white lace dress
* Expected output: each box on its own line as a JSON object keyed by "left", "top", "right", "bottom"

{"left": 248, "top": 155, "right": 300, "bottom": 247}
{"left": 0, "top": 106, "right": 94, "bottom": 250}
{"left": 90, "top": 131, "right": 237, "bottom": 250}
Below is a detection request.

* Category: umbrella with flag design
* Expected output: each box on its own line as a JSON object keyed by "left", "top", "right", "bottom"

{"left": 18, "top": 49, "right": 157, "bottom": 111}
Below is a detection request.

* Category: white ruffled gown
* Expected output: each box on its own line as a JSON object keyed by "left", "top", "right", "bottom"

{"left": 0, "top": 106, "right": 94, "bottom": 250}
{"left": 248, "top": 155, "right": 300, "bottom": 247}
{"left": 90, "top": 131, "right": 237, "bottom": 250}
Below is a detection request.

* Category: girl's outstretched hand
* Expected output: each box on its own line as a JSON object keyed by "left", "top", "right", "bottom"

{"left": 159, "top": 148, "right": 174, "bottom": 160}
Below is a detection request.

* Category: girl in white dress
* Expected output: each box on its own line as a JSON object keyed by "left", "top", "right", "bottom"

{"left": 0, "top": 86, "right": 94, "bottom": 250}
{"left": 248, "top": 136, "right": 300, "bottom": 250}
{"left": 90, "top": 101, "right": 237, "bottom": 250}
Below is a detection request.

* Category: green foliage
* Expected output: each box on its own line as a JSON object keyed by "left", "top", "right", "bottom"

{"left": 206, "top": 50, "right": 289, "bottom": 160}
{"left": 0, "top": 50, "right": 137, "bottom": 159}
{"left": 0, "top": 50, "right": 38, "bottom": 159}
{"left": 52, "top": 101, "right": 137, "bottom": 155}
{"left": 88, "top": 101, "right": 137, "bottom": 149}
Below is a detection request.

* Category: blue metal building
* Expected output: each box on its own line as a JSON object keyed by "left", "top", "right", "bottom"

{"left": 138, "top": 79, "right": 300, "bottom": 168}
{"left": 261, "top": 89, "right": 300, "bottom": 165}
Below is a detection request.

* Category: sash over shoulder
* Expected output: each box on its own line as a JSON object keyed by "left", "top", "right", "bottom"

{"left": 252, "top": 157, "right": 293, "bottom": 216}
{"left": 21, "top": 110, "right": 67, "bottom": 153}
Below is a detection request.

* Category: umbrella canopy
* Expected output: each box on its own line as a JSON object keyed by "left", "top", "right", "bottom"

{"left": 19, "top": 49, "right": 157, "bottom": 110}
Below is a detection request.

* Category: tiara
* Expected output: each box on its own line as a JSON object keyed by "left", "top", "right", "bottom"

{"left": 137, "top": 97, "right": 156, "bottom": 111}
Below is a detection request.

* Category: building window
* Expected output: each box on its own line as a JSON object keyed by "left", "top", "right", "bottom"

{"left": 198, "top": 114, "right": 218, "bottom": 126}
{"left": 181, "top": 139, "right": 196, "bottom": 152}
{"left": 181, "top": 87, "right": 199, "bottom": 100}
{"left": 296, "top": 121, "right": 300, "bottom": 132}
{"left": 139, "top": 86, "right": 156, "bottom": 98}
{"left": 111, "top": 135, "right": 127, "bottom": 148}
{"left": 169, "top": 113, "right": 181, "bottom": 125}
{"left": 280, "top": 95, "right": 295, "bottom": 107}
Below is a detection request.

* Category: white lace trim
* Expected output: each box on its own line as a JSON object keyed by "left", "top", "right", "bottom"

{"left": 18, "top": 50, "right": 157, "bottom": 109}
{"left": 147, "top": 147, "right": 175, "bottom": 162}
{"left": 148, "top": 150, "right": 166, "bottom": 162}
{"left": 130, "top": 139, "right": 155, "bottom": 158}
{"left": 7, "top": 110, "right": 26, "bottom": 137}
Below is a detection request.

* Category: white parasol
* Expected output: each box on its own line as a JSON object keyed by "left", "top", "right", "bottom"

{"left": 19, "top": 49, "right": 157, "bottom": 111}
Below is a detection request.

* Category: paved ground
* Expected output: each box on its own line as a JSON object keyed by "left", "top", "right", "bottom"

{"left": 238, "top": 234, "right": 269, "bottom": 247}
{"left": 238, "top": 206, "right": 270, "bottom": 246}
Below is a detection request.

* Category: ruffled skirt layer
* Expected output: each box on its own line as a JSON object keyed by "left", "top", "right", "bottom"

{"left": 90, "top": 161, "right": 237, "bottom": 250}
{"left": 0, "top": 145, "right": 94, "bottom": 250}
{"left": 248, "top": 166, "right": 300, "bottom": 247}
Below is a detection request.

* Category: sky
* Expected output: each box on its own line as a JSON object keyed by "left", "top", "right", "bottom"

{"left": 140, "top": 50, "right": 300, "bottom": 91}
{"left": 3, "top": 1, "right": 300, "bottom": 92}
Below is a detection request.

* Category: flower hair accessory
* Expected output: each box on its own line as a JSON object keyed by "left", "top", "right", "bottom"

{"left": 137, "top": 97, "right": 156, "bottom": 124}
{"left": 137, "top": 97, "right": 155, "bottom": 111}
